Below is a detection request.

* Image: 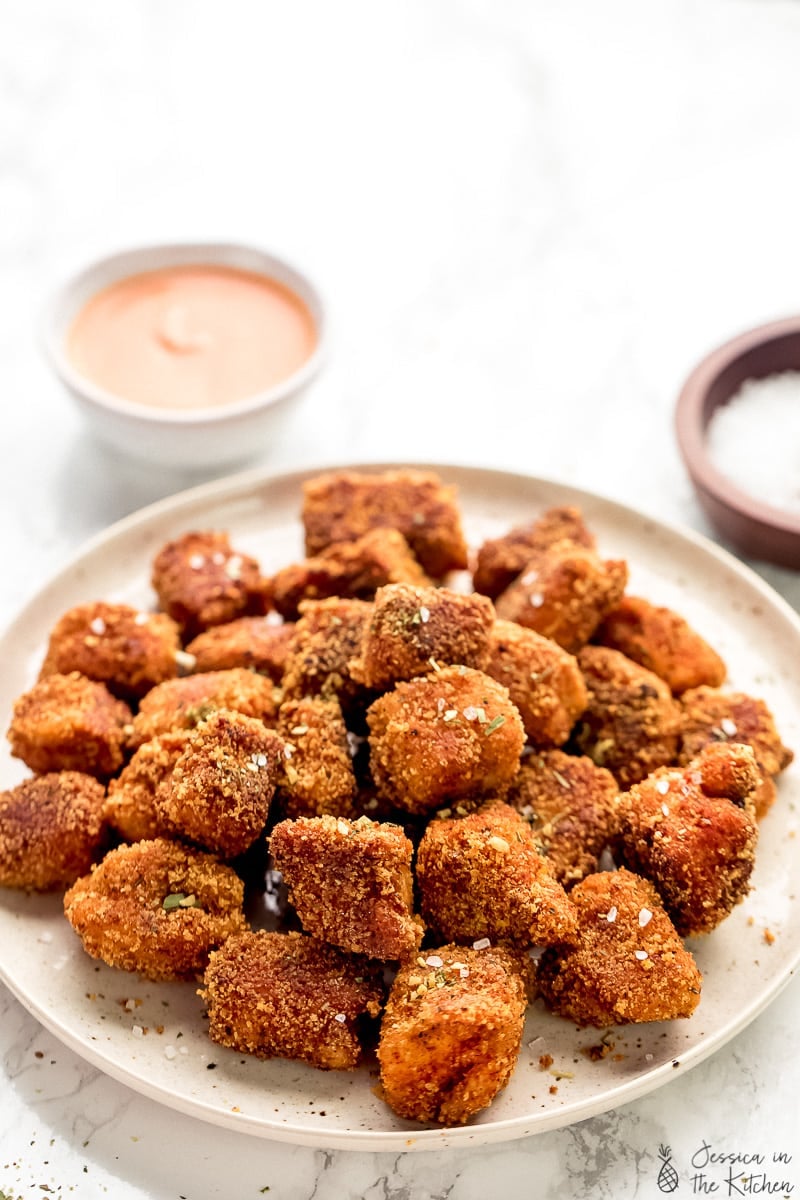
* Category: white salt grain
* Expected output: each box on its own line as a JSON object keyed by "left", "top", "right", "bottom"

{"left": 472, "top": 937, "right": 491, "bottom": 950}
{"left": 706, "top": 372, "right": 800, "bottom": 515}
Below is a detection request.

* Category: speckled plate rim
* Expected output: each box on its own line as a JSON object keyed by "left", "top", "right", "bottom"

{"left": 1, "top": 460, "right": 799, "bottom": 1153}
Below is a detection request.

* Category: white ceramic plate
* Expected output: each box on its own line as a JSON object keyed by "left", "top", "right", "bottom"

{"left": 1, "top": 463, "right": 799, "bottom": 1152}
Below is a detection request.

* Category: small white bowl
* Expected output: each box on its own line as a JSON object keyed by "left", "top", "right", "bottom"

{"left": 42, "top": 242, "right": 327, "bottom": 470}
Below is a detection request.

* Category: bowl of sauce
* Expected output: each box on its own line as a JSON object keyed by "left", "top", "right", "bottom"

{"left": 43, "top": 243, "right": 327, "bottom": 469}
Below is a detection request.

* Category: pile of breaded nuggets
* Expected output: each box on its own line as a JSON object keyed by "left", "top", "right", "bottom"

{"left": 0, "top": 469, "right": 793, "bottom": 1126}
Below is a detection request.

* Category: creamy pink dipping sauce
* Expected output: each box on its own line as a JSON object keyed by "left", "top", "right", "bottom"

{"left": 66, "top": 265, "right": 318, "bottom": 411}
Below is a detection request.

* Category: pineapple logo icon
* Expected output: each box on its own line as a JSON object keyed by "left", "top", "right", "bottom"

{"left": 657, "top": 1144, "right": 679, "bottom": 1193}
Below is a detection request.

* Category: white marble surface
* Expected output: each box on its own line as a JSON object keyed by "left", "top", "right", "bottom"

{"left": 2, "top": 1, "right": 800, "bottom": 1196}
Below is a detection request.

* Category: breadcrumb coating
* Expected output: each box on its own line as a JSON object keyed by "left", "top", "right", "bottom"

{"left": 537, "top": 868, "right": 702, "bottom": 1026}
{"left": 594, "top": 595, "right": 726, "bottom": 695}
{"left": 377, "top": 943, "right": 527, "bottom": 1124}
{"left": 39, "top": 601, "right": 181, "bottom": 699}
{"left": 573, "top": 646, "right": 682, "bottom": 788}
{"left": 156, "top": 709, "right": 284, "bottom": 857}
{"left": 0, "top": 772, "right": 107, "bottom": 890}
{"left": 301, "top": 469, "right": 468, "bottom": 577}
{"left": 64, "top": 837, "right": 247, "bottom": 980}
{"left": 203, "top": 930, "right": 383, "bottom": 1070}
{"left": 130, "top": 668, "right": 279, "bottom": 748}
{"left": 367, "top": 666, "right": 525, "bottom": 814}
{"left": 104, "top": 731, "right": 190, "bottom": 842}
{"left": 151, "top": 530, "right": 266, "bottom": 638}
{"left": 350, "top": 583, "right": 495, "bottom": 690}
{"left": 280, "top": 597, "right": 374, "bottom": 710}
{"left": 186, "top": 617, "right": 294, "bottom": 680}
{"left": 506, "top": 750, "right": 619, "bottom": 887}
{"left": 268, "top": 528, "right": 429, "bottom": 620}
{"left": 8, "top": 671, "right": 132, "bottom": 778}
{"left": 494, "top": 539, "right": 627, "bottom": 654}
{"left": 416, "top": 801, "right": 577, "bottom": 946}
{"left": 485, "top": 619, "right": 587, "bottom": 747}
{"left": 277, "top": 696, "right": 357, "bottom": 818}
{"left": 270, "top": 814, "right": 423, "bottom": 959}
{"left": 473, "top": 506, "right": 596, "bottom": 599}
{"left": 614, "top": 743, "right": 759, "bottom": 935}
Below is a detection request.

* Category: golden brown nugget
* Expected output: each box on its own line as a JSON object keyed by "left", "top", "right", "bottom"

{"left": 8, "top": 672, "right": 132, "bottom": 778}
{"left": 301, "top": 469, "right": 468, "bottom": 577}
{"left": 104, "top": 732, "right": 190, "bottom": 842}
{"left": 350, "top": 583, "right": 495, "bottom": 690}
{"left": 38, "top": 601, "right": 182, "bottom": 700}
{"left": 573, "top": 646, "right": 683, "bottom": 788}
{"left": 151, "top": 530, "right": 265, "bottom": 638}
{"left": 186, "top": 617, "right": 294, "bottom": 680}
{"left": 270, "top": 814, "right": 423, "bottom": 959}
{"left": 537, "top": 868, "right": 702, "bottom": 1027}
{"left": 64, "top": 837, "right": 247, "bottom": 980}
{"left": 495, "top": 540, "right": 628, "bottom": 654}
{"left": 203, "top": 930, "right": 383, "bottom": 1070}
{"left": 473, "top": 506, "right": 596, "bottom": 599}
{"left": 129, "top": 668, "right": 279, "bottom": 748}
{"left": 377, "top": 943, "right": 527, "bottom": 1125}
{"left": 416, "top": 802, "right": 577, "bottom": 946}
{"left": 156, "top": 710, "right": 284, "bottom": 858}
{"left": 280, "top": 597, "right": 373, "bottom": 710}
{"left": 0, "top": 772, "right": 107, "bottom": 891}
{"left": 268, "top": 528, "right": 429, "bottom": 620}
{"left": 679, "top": 685, "right": 793, "bottom": 819}
{"left": 485, "top": 619, "right": 587, "bottom": 747}
{"left": 278, "top": 697, "right": 357, "bottom": 819}
{"left": 367, "top": 666, "right": 525, "bottom": 814}
{"left": 594, "top": 595, "right": 726, "bottom": 695}
{"left": 614, "top": 743, "right": 759, "bottom": 936}
{"left": 506, "top": 750, "right": 619, "bottom": 887}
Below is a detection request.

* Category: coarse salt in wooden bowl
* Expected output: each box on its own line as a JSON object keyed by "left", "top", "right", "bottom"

{"left": 675, "top": 315, "right": 800, "bottom": 570}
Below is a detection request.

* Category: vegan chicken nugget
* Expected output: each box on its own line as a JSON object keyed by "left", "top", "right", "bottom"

{"left": 506, "top": 749, "right": 619, "bottom": 887}
{"left": 536, "top": 868, "right": 702, "bottom": 1026}
{"left": 278, "top": 696, "right": 357, "bottom": 819}
{"left": 301, "top": 469, "right": 468, "bottom": 577}
{"left": 573, "top": 646, "right": 682, "bottom": 788}
{"left": 0, "top": 772, "right": 107, "bottom": 890}
{"left": 39, "top": 601, "right": 181, "bottom": 700}
{"left": 64, "top": 837, "right": 247, "bottom": 980}
{"left": 350, "top": 583, "right": 495, "bottom": 690}
{"left": 268, "top": 528, "right": 429, "bottom": 620}
{"left": 367, "top": 666, "right": 525, "bottom": 814}
{"left": 495, "top": 540, "right": 627, "bottom": 654}
{"left": 185, "top": 616, "right": 294, "bottom": 680}
{"left": 8, "top": 672, "right": 132, "bottom": 778}
{"left": 270, "top": 814, "right": 423, "bottom": 959}
{"left": 280, "top": 597, "right": 374, "bottom": 710}
{"left": 594, "top": 595, "right": 726, "bottom": 695}
{"left": 377, "top": 943, "right": 527, "bottom": 1125}
{"left": 156, "top": 709, "right": 284, "bottom": 858}
{"left": 473, "top": 506, "right": 596, "bottom": 599}
{"left": 104, "top": 731, "right": 190, "bottom": 842}
{"left": 614, "top": 743, "right": 759, "bottom": 936}
{"left": 485, "top": 619, "right": 587, "bottom": 747}
{"left": 129, "top": 668, "right": 279, "bottom": 748}
{"left": 203, "top": 930, "right": 383, "bottom": 1070}
{"left": 151, "top": 530, "right": 265, "bottom": 638}
{"left": 416, "top": 801, "right": 577, "bottom": 946}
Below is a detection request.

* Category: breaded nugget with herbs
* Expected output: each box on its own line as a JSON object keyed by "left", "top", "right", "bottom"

{"left": 473, "top": 505, "right": 596, "bottom": 599}
{"left": 416, "top": 801, "right": 577, "bottom": 947}
{"left": 64, "top": 837, "right": 246, "bottom": 981}
{"left": 277, "top": 696, "right": 357, "bottom": 819}
{"left": 367, "top": 666, "right": 525, "bottom": 815}
{"left": 537, "top": 867, "right": 702, "bottom": 1027}
{"left": 270, "top": 814, "right": 423, "bottom": 960}
{"left": 129, "top": 667, "right": 279, "bottom": 748}
{"left": 151, "top": 530, "right": 266, "bottom": 638}
{"left": 301, "top": 468, "right": 468, "bottom": 577}
{"left": 8, "top": 671, "right": 132, "bottom": 779}
{"left": 203, "top": 930, "right": 384, "bottom": 1070}
{"left": 104, "top": 731, "right": 190, "bottom": 842}
{"left": 0, "top": 771, "right": 107, "bottom": 891}
{"left": 280, "top": 596, "right": 374, "bottom": 711}
{"left": 39, "top": 601, "right": 181, "bottom": 700}
{"left": 377, "top": 943, "right": 527, "bottom": 1125}
{"left": 485, "top": 618, "right": 586, "bottom": 747}
{"left": 350, "top": 583, "right": 495, "bottom": 690}
{"left": 186, "top": 616, "right": 294, "bottom": 680}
